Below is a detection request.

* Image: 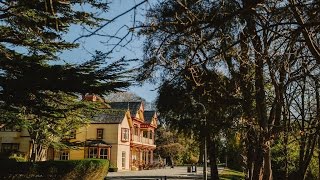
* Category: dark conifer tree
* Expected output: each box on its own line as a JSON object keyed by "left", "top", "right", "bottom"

{"left": 0, "top": 0, "right": 133, "bottom": 161}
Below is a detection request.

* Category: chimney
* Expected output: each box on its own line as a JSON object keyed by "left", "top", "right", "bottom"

{"left": 82, "top": 93, "right": 97, "bottom": 101}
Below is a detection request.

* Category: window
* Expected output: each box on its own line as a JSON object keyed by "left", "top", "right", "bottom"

{"left": 122, "top": 151, "right": 126, "bottom": 169}
{"left": 149, "top": 131, "right": 153, "bottom": 139}
{"left": 143, "top": 131, "right": 148, "bottom": 138}
{"left": 88, "top": 147, "right": 109, "bottom": 159}
{"left": 134, "top": 126, "right": 139, "bottom": 136}
{"left": 121, "top": 128, "right": 129, "bottom": 141}
{"left": 97, "top": 129, "right": 104, "bottom": 139}
{"left": 4, "top": 126, "right": 11, "bottom": 131}
{"left": 60, "top": 151, "right": 70, "bottom": 160}
{"left": 88, "top": 147, "right": 98, "bottom": 158}
{"left": 1, "top": 143, "right": 19, "bottom": 153}
{"left": 99, "top": 148, "right": 108, "bottom": 159}
{"left": 64, "top": 129, "right": 76, "bottom": 139}
{"left": 69, "top": 130, "right": 76, "bottom": 139}
{"left": 0, "top": 126, "right": 21, "bottom": 132}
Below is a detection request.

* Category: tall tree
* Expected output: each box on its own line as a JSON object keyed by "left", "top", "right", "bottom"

{"left": 105, "top": 92, "right": 146, "bottom": 102}
{"left": 0, "top": 0, "right": 133, "bottom": 161}
{"left": 138, "top": 0, "right": 320, "bottom": 179}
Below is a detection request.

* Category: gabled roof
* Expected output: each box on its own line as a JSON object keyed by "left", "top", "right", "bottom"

{"left": 144, "top": 111, "right": 156, "bottom": 123}
{"left": 109, "top": 102, "right": 142, "bottom": 115}
{"left": 92, "top": 109, "right": 127, "bottom": 124}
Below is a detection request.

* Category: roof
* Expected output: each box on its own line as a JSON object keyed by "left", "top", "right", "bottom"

{"left": 144, "top": 111, "right": 156, "bottom": 123}
{"left": 109, "top": 102, "right": 142, "bottom": 115}
{"left": 85, "top": 139, "right": 112, "bottom": 147}
{"left": 61, "top": 140, "right": 111, "bottom": 147}
{"left": 90, "top": 101, "right": 145, "bottom": 124}
{"left": 92, "top": 109, "right": 127, "bottom": 124}
{"left": 82, "top": 94, "right": 105, "bottom": 103}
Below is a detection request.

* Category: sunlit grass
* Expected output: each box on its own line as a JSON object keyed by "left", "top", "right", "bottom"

{"left": 219, "top": 168, "right": 245, "bottom": 180}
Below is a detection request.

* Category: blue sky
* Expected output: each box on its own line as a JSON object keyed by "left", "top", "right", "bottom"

{"left": 60, "top": 1, "right": 157, "bottom": 102}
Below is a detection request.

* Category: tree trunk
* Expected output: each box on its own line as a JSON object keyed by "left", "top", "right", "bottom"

{"left": 30, "top": 140, "right": 36, "bottom": 162}
{"left": 316, "top": 80, "right": 320, "bottom": 180}
{"left": 30, "top": 143, "right": 47, "bottom": 162}
{"left": 170, "top": 156, "right": 174, "bottom": 168}
{"left": 246, "top": 128, "right": 256, "bottom": 180}
{"left": 262, "top": 141, "right": 272, "bottom": 180}
{"left": 198, "top": 141, "right": 204, "bottom": 164}
{"left": 239, "top": 30, "right": 256, "bottom": 180}
{"left": 318, "top": 137, "right": 320, "bottom": 180}
{"left": 284, "top": 125, "right": 289, "bottom": 179}
{"left": 252, "top": 144, "right": 263, "bottom": 180}
{"left": 29, "top": 131, "right": 47, "bottom": 162}
{"left": 209, "top": 139, "right": 219, "bottom": 180}
{"left": 248, "top": 17, "right": 273, "bottom": 180}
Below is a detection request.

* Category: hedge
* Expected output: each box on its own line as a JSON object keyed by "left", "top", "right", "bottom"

{"left": 0, "top": 159, "right": 109, "bottom": 180}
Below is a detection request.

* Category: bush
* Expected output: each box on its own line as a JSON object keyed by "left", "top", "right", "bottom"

{"left": 0, "top": 159, "right": 109, "bottom": 180}
{"left": 9, "top": 153, "right": 26, "bottom": 162}
{"left": 0, "top": 152, "right": 27, "bottom": 162}
{"left": 108, "top": 163, "right": 118, "bottom": 172}
{"left": 108, "top": 167, "right": 118, "bottom": 172}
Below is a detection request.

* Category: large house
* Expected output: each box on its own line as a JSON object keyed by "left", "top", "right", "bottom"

{"left": 0, "top": 95, "right": 158, "bottom": 171}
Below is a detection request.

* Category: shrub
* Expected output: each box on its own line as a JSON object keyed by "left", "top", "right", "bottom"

{"left": 9, "top": 153, "right": 26, "bottom": 162}
{"left": 0, "top": 159, "right": 109, "bottom": 180}
{"left": 108, "top": 162, "right": 118, "bottom": 172}
{"left": 108, "top": 167, "right": 118, "bottom": 172}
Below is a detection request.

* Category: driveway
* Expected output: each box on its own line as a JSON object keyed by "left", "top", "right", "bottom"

{"left": 106, "top": 166, "right": 224, "bottom": 180}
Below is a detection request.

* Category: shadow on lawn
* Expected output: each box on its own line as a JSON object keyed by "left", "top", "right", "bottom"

{"left": 219, "top": 169, "right": 245, "bottom": 180}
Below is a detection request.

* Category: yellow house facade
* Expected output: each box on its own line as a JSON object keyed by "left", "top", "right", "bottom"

{"left": 0, "top": 126, "right": 31, "bottom": 158}
{"left": 0, "top": 96, "right": 157, "bottom": 171}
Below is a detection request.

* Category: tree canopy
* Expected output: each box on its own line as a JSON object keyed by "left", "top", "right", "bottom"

{"left": 0, "top": 0, "right": 134, "bottom": 161}
{"left": 139, "top": 0, "right": 320, "bottom": 179}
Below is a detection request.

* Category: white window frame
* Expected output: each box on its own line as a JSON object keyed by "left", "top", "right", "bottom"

{"left": 122, "top": 151, "right": 126, "bottom": 169}
{"left": 60, "top": 151, "right": 70, "bottom": 160}
{"left": 99, "top": 148, "right": 108, "bottom": 159}
{"left": 97, "top": 129, "right": 104, "bottom": 139}
{"left": 121, "top": 128, "right": 129, "bottom": 141}
{"left": 88, "top": 147, "right": 98, "bottom": 158}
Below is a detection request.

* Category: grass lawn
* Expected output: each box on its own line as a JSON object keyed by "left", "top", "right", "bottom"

{"left": 219, "top": 168, "right": 245, "bottom": 180}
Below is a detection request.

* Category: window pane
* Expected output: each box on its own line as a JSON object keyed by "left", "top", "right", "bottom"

{"left": 89, "top": 148, "right": 98, "bottom": 158}
{"left": 69, "top": 130, "right": 76, "bottom": 139}
{"left": 122, "top": 151, "right": 126, "bottom": 168}
{"left": 60, "top": 151, "right": 69, "bottom": 160}
{"left": 99, "top": 148, "right": 108, "bottom": 159}
{"left": 143, "top": 131, "right": 148, "bottom": 138}
{"left": 134, "top": 127, "right": 139, "bottom": 135}
{"left": 149, "top": 131, "right": 153, "bottom": 139}
{"left": 97, "top": 129, "right": 104, "bottom": 139}
{"left": 1, "top": 143, "right": 19, "bottom": 153}
{"left": 122, "top": 128, "right": 129, "bottom": 141}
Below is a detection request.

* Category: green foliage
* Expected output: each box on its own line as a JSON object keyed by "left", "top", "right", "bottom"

{"left": 0, "top": 151, "right": 27, "bottom": 162}
{"left": 218, "top": 131, "right": 243, "bottom": 172}
{"left": 0, "top": 0, "right": 133, "bottom": 161}
{"left": 8, "top": 153, "right": 27, "bottom": 162}
{"left": 271, "top": 134, "right": 319, "bottom": 179}
{"left": 155, "top": 126, "right": 199, "bottom": 165}
{"left": 108, "top": 162, "right": 118, "bottom": 172}
{"left": 0, "top": 159, "right": 109, "bottom": 180}
{"left": 108, "top": 167, "right": 118, "bottom": 172}
{"left": 219, "top": 168, "right": 245, "bottom": 180}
